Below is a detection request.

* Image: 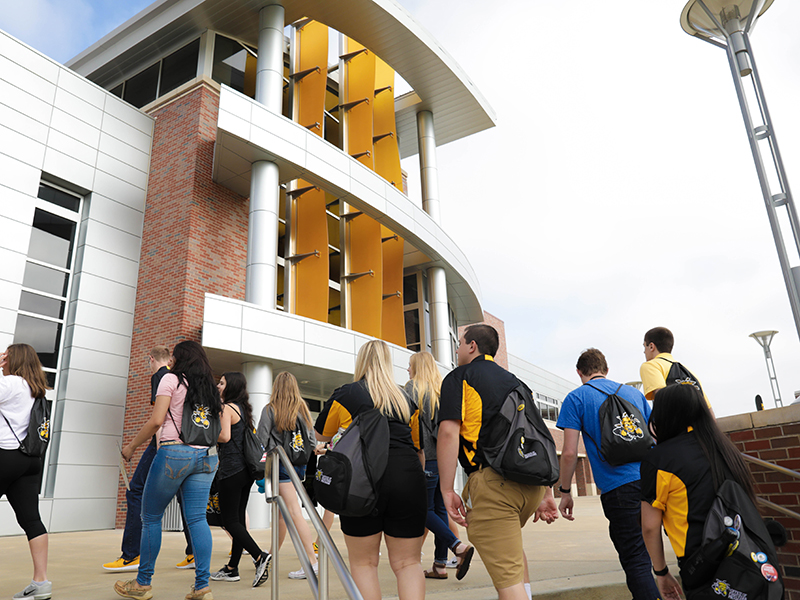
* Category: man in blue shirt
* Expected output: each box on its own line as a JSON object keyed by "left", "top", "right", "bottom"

{"left": 556, "top": 348, "right": 660, "bottom": 600}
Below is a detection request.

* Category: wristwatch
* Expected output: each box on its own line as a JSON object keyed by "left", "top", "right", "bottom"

{"left": 558, "top": 485, "right": 571, "bottom": 494}
{"left": 653, "top": 565, "right": 669, "bottom": 577}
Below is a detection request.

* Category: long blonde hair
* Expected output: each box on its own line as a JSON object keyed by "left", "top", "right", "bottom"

{"left": 270, "top": 371, "right": 313, "bottom": 433}
{"left": 409, "top": 351, "right": 442, "bottom": 415}
{"left": 354, "top": 340, "right": 410, "bottom": 422}
{"left": 5, "top": 344, "right": 48, "bottom": 399}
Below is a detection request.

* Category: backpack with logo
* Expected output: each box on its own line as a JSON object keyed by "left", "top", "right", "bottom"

{"left": 1, "top": 395, "right": 52, "bottom": 458}
{"left": 313, "top": 407, "right": 390, "bottom": 517}
{"left": 480, "top": 383, "right": 560, "bottom": 486}
{"left": 585, "top": 382, "right": 654, "bottom": 466}
{"left": 168, "top": 378, "right": 221, "bottom": 447}
{"left": 658, "top": 357, "right": 703, "bottom": 392}
{"left": 281, "top": 417, "right": 314, "bottom": 466}
{"left": 681, "top": 479, "right": 784, "bottom": 599}
{"left": 230, "top": 404, "right": 266, "bottom": 479}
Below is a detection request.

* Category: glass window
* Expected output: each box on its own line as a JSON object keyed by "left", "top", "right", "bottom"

{"left": 37, "top": 183, "right": 79, "bottom": 212}
{"left": 159, "top": 39, "right": 200, "bottom": 96}
{"left": 329, "top": 250, "right": 341, "bottom": 282}
{"left": 22, "top": 262, "right": 68, "bottom": 296}
{"left": 212, "top": 35, "right": 250, "bottom": 94}
{"left": 27, "top": 210, "right": 76, "bottom": 269}
{"left": 403, "top": 274, "right": 418, "bottom": 305}
{"left": 123, "top": 63, "right": 160, "bottom": 109}
{"left": 14, "top": 315, "right": 62, "bottom": 369}
{"left": 19, "top": 292, "right": 64, "bottom": 320}
{"left": 404, "top": 308, "right": 420, "bottom": 347}
{"left": 110, "top": 83, "right": 123, "bottom": 98}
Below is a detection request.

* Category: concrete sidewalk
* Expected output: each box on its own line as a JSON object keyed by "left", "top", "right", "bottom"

{"left": 0, "top": 496, "right": 676, "bottom": 600}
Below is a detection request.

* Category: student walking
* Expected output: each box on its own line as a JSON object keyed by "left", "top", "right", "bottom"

{"left": 115, "top": 340, "right": 223, "bottom": 600}
{"left": 211, "top": 372, "right": 272, "bottom": 587}
{"left": 1, "top": 344, "right": 52, "bottom": 600}
{"left": 315, "top": 340, "right": 426, "bottom": 600}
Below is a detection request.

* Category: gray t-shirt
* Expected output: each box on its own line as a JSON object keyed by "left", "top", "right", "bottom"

{"left": 256, "top": 404, "right": 316, "bottom": 453}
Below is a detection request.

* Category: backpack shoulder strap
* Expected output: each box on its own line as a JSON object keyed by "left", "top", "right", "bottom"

{"left": 656, "top": 356, "right": 674, "bottom": 365}
{"left": 0, "top": 410, "right": 23, "bottom": 446}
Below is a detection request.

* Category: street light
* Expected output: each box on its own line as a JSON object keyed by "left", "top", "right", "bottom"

{"left": 749, "top": 330, "right": 783, "bottom": 407}
{"left": 681, "top": 1, "right": 800, "bottom": 343}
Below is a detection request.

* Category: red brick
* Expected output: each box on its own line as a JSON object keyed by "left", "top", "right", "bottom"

{"left": 773, "top": 436, "right": 800, "bottom": 448}
{"left": 755, "top": 426, "right": 784, "bottom": 439}
{"left": 730, "top": 430, "right": 756, "bottom": 442}
{"left": 790, "top": 448, "right": 800, "bottom": 459}
{"left": 744, "top": 439, "right": 772, "bottom": 451}
{"left": 784, "top": 424, "right": 800, "bottom": 435}
{"left": 782, "top": 482, "right": 800, "bottom": 494}
{"left": 756, "top": 482, "right": 781, "bottom": 494}
{"left": 760, "top": 449, "right": 789, "bottom": 460}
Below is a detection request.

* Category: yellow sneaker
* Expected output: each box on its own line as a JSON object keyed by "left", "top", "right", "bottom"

{"left": 103, "top": 556, "right": 139, "bottom": 572}
{"left": 176, "top": 555, "right": 195, "bottom": 569}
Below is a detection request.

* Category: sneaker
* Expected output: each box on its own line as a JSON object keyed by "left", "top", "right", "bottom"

{"left": 445, "top": 557, "right": 458, "bottom": 569}
{"left": 288, "top": 563, "right": 319, "bottom": 580}
{"left": 113, "top": 580, "right": 153, "bottom": 600}
{"left": 103, "top": 556, "right": 140, "bottom": 572}
{"left": 13, "top": 581, "right": 52, "bottom": 600}
{"left": 252, "top": 552, "right": 272, "bottom": 588}
{"left": 176, "top": 555, "right": 195, "bottom": 569}
{"left": 313, "top": 542, "right": 319, "bottom": 555}
{"left": 185, "top": 586, "right": 213, "bottom": 600}
{"left": 210, "top": 566, "right": 240, "bottom": 582}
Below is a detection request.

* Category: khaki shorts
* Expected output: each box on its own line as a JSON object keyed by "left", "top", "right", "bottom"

{"left": 462, "top": 467, "right": 546, "bottom": 589}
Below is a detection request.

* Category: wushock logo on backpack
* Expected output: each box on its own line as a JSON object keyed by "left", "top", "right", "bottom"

{"left": 480, "top": 383, "right": 559, "bottom": 486}
{"left": 586, "top": 382, "right": 654, "bottom": 466}
{"left": 282, "top": 419, "right": 313, "bottom": 466}
{"left": 658, "top": 357, "right": 703, "bottom": 392}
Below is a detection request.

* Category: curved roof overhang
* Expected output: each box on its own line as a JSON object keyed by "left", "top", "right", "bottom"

{"left": 66, "top": 0, "right": 495, "bottom": 158}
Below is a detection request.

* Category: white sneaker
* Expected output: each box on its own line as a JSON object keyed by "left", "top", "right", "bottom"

{"left": 288, "top": 563, "right": 319, "bottom": 580}
{"left": 445, "top": 557, "right": 458, "bottom": 569}
{"left": 13, "top": 581, "right": 52, "bottom": 600}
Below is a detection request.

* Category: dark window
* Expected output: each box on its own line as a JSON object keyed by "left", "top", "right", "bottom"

{"left": 110, "top": 83, "right": 123, "bottom": 98}
{"left": 329, "top": 250, "right": 341, "bottom": 282}
{"left": 14, "top": 315, "right": 62, "bottom": 369}
{"left": 305, "top": 399, "right": 321, "bottom": 413}
{"left": 212, "top": 35, "right": 250, "bottom": 94}
{"left": 159, "top": 39, "right": 200, "bottom": 96}
{"left": 37, "top": 183, "right": 79, "bottom": 212}
{"left": 123, "top": 63, "right": 160, "bottom": 108}
{"left": 403, "top": 274, "right": 418, "bottom": 305}
{"left": 405, "top": 308, "right": 421, "bottom": 350}
{"left": 28, "top": 209, "right": 76, "bottom": 269}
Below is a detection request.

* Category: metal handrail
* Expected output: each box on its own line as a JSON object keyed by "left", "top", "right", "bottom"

{"left": 265, "top": 445, "right": 363, "bottom": 600}
{"left": 742, "top": 452, "right": 800, "bottom": 521}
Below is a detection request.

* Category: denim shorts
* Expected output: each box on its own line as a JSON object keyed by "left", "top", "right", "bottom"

{"left": 278, "top": 463, "right": 306, "bottom": 482}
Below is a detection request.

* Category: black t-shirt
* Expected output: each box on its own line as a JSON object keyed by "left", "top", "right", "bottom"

{"left": 640, "top": 431, "right": 717, "bottom": 564}
{"left": 315, "top": 380, "right": 421, "bottom": 452}
{"left": 150, "top": 366, "right": 170, "bottom": 405}
{"left": 438, "top": 355, "right": 525, "bottom": 474}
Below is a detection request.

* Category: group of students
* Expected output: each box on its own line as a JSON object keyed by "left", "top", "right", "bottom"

{"left": 0, "top": 324, "right": 783, "bottom": 600}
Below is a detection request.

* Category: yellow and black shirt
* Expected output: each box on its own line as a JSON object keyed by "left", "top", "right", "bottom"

{"left": 315, "top": 379, "right": 422, "bottom": 452}
{"left": 640, "top": 431, "right": 717, "bottom": 564}
{"left": 439, "top": 355, "right": 526, "bottom": 475}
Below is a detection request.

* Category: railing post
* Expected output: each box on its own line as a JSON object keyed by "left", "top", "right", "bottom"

{"left": 271, "top": 450, "right": 280, "bottom": 600}
{"left": 319, "top": 541, "right": 328, "bottom": 600}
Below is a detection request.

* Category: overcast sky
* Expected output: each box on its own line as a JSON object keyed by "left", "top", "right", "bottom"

{"left": 3, "top": 1, "right": 800, "bottom": 418}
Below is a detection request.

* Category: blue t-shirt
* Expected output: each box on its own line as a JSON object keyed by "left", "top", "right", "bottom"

{"left": 556, "top": 378, "right": 651, "bottom": 494}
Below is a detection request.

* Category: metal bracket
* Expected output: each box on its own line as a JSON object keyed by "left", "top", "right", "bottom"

{"left": 340, "top": 98, "right": 370, "bottom": 111}
{"left": 289, "top": 66, "right": 321, "bottom": 82}
{"left": 772, "top": 193, "right": 788, "bottom": 207}
{"left": 351, "top": 151, "right": 371, "bottom": 160}
{"left": 754, "top": 125, "right": 769, "bottom": 140}
{"left": 343, "top": 270, "right": 374, "bottom": 281}
{"left": 374, "top": 85, "right": 392, "bottom": 95}
{"left": 287, "top": 185, "right": 318, "bottom": 199}
{"left": 382, "top": 291, "right": 401, "bottom": 300}
{"left": 287, "top": 250, "right": 320, "bottom": 263}
{"left": 373, "top": 132, "right": 394, "bottom": 143}
{"left": 292, "top": 17, "right": 313, "bottom": 30}
{"left": 381, "top": 234, "right": 398, "bottom": 243}
{"left": 304, "top": 122, "right": 320, "bottom": 131}
{"left": 341, "top": 211, "right": 363, "bottom": 221}
{"left": 328, "top": 304, "right": 341, "bottom": 313}
{"left": 340, "top": 48, "right": 368, "bottom": 62}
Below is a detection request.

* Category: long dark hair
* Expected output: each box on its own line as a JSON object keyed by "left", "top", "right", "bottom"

{"left": 170, "top": 340, "right": 221, "bottom": 417}
{"left": 650, "top": 384, "right": 756, "bottom": 502}
{"left": 221, "top": 371, "right": 253, "bottom": 430}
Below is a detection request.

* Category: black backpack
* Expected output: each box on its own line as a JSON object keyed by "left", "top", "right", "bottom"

{"left": 168, "top": 379, "right": 221, "bottom": 447}
{"left": 681, "top": 480, "right": 784, "bottom": 599}
{"left": 658, "top": 357, "right": 703, "bottom": 392}
{"left": 1, "top": 395, "right": 52, "bottom": 458}
{"left": 313, "top": 408, "right": 389, "bottom": 517}
{"left": 230, "top": 405, "right": 266, "bottom": 479}
{"left": 585, "top": 382, "right": 654, "bottom": 466}
{"left": 281, "top": 417, "right": 314, "bottom": 466}
{"left": 480, "top": 383, "right": 560, "bottom": 486}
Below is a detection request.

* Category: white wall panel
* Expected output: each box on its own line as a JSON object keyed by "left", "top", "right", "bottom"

{"left": 0, "top": 32, "right": 59, "bottom": 81}
{"left": 72, "top": 271, "right": 136, "bottom": 314}
{"left": 242, "top": 305, "right": 304, "bottom": 340}
{"left": 0, "top": 54, "right": 56, "bottom": 104}
{"left": 98, "top": 133, "right": 151, "bottom": 174}
{"left": 0, "top": 246, "right": 27, "bottom": 285}
{"left": 46, "top": 129, "right": 98, "bottom": 169}
{"left": 202, "top": 322, "right": 242, "bottom": 352}
{"left": 80, "top": 245, "right": 140, "bottom": 287}
{"left": 52, "top": 465, "right": 120, "bottom": 499}
{"left": 49, "top": 107, "right": 102, "bottom": 149}
{"left": 57, "top": 69, "right": 106, "bottom": 110}
{"left": 204, "top": 297, "right": 243, "bottom": 328}
{"left": 42, "top": 147, "right": 95, "bottom": 190}
{"left": 0, "top": 78, "right": 53, "bottom": 125}
{"left": 88, "top": 194, "right": 144, "bottom": 236}
{"left": 49, "top": 498, "right": 116, "bottom": 532}
{"left": 55, "top": 431, "right": 120, "bottom": 466}
{"left": 83, "top": 220, "right": 142, "bottom": 262}
{"left": 0, "top": 307, "right": 16, "bottom": 338}
{"left": 66, "top": 345, "right": 132, "bottom": 378}
{"left": 0, "top": 214, "right": 32, "bottom": 254}
{"left": 62, "top": 369, "right": 128, "bottom": 407}
{"left": 103, "top": 93, "right": 155, "bottom": 135}
{"left": 0, "top": 123, "right": 45, "bottom": 169}
{"left": 57, "top": 399, "right": 125, "bottom": 436}
{"left": 241, "top": 329, "right": 304, "bottom": 363}
{"left": 67, "top": 324, "right": 133, "bottom": 358}
{"left": 96, "top": 152, "right": 149, "bottom": 190}
{"left": 0, "top": 154, "right": 40, "bottom": 196}
{"left": 100, "top": 113, "right": 152, "bottom": 154}
{"left": 53, "top": 87, "right": 103, "bottom": 129}
{"left": 0, "top": 102, "right": 49, "bottom": 145}
{"left": 0, "top": 278, "right": 22, "bottom": 311}
{"left": 92, "top": 171, "right": 147, "bottom": 213}
{"left": 71, "top": 301, "right": 134, "bottom": 336}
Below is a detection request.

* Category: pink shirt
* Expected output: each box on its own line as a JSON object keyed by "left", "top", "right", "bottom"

{"left": 157, "top": 373, "right": 189, "bottom": 444}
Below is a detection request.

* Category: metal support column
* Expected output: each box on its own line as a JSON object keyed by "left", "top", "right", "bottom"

{"left": 242, "top": 360, "right": 273, "bottom": 528}
{"left": 427, "top": 266, "right": 452, "bottom": 367}
{"left": 749, "top": 330, "right": 783, "bottom": 407}
{"left": 416, "top": 110, "right": 441, "bottom": 224}
{"left": 256, "top": 3, "right": 285, "bottom": 112}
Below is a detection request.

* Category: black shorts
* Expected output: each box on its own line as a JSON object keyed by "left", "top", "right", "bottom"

{"left": 340, "top": 446, "right": 426, "bottom": 538}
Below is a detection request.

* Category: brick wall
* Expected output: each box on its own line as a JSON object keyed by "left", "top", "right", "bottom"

{"left": 115, "top": 82, "right": 249, "bottom": 527}
{"left": 719, "top": 404, "right": 800, "bottom": 598}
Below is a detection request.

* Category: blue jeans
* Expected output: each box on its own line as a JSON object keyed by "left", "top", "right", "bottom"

{"left": 425, "top": 460, "right": 460, "bottom": 563}
{"left": 122, "top": 439, "right": 193, "bottom": 560}
{"left": 138, "top": 445, "right": 217, "bottom": 590}
{"left": 600, "top": 480, "right": 660, "bottom": 600}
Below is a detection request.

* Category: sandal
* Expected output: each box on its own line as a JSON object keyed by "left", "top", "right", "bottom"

{"left": 423, "top": 562, "right": 448, "bottom": 579}
{"left": 454, "top": 544, "right": 475, "bottom": 581}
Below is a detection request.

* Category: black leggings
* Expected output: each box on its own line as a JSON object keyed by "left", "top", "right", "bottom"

{"left": 217, "top": 469, "right": 262, "bottom": 568}
{"left": 0, "top": 448, "right": 47, "bottom": 540}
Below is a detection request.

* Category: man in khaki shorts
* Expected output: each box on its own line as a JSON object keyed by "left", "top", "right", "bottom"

{"left": 438, "top": 324, "right": 558, "bottom": 600}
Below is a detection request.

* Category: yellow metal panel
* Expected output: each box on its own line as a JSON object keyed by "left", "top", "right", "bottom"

{"left": 381, "top": 224, "right": 405, "bottom": 346}
{"left": 373, "top": 58, "right": 403, "bottom": 190}
{"left": 343, "top": 38, "right": 375, "bottom": 169}
{"left": 348, "top": 214, "right": 382, "bottom": 337}
{"left": 244, "top": 53, "right": 257, "bottom": 99}
{"left": 294, "top": 21, "right": 328, "bottom": 135}
{"left": 292, "top": 180, "right": 329, "bottom": 322}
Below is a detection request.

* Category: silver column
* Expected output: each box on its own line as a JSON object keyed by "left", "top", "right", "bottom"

{"left": 427, "top": 266, "right": 452, "bottom": 366}
{"left": 246, "top": 160, "right": 280, "bottom": 307}
{"left": 416, "top": 110, "right": 441, "bottom": 224}
{"left": 256, "top": 3, "right": 285, "bottom": 112}
{"left": 243, "top": 360, "right": 273, "bottom": 528}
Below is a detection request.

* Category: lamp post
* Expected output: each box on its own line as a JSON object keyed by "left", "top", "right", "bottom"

{"left": 749, "top": 330, "right": 783, "bottom": 407}
{"left": 681, "top": 0, "right": 800, "bottom": 343}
